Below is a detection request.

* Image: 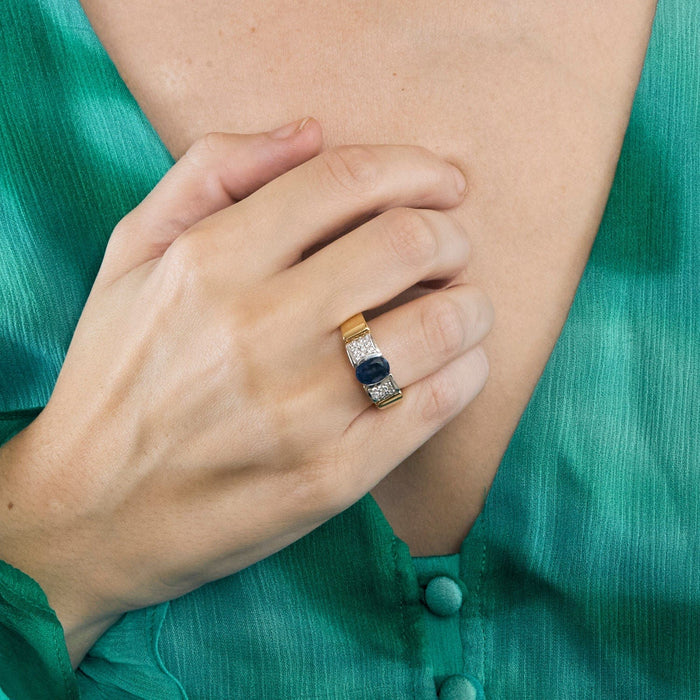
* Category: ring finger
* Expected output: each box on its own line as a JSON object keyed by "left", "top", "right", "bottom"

{"left": 334, "top": 283, "right": 493, "bottom": 417}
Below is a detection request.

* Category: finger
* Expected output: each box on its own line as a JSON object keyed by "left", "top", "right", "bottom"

{"left": 336, "top": 344, "right": 490, "bottom": 505}
{"left": 97, "top": 117, "right": 323, "bottom": 284}
{"left": 317, "top": 283, "right": 493, "bottom": 421}
{"left": 335, "top": 284, "right": 494, "bottom": 416}
{"left": 281, "top": 208, "right": 471, "bottom": 328}
{"left": 193, "top": 144, "right": 468, "bottom": 280}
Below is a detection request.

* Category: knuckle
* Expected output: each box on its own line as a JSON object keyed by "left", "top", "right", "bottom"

{"left": 184, "top": 131, "right": 227, "bottom": 168}
{"left": 197, "top": 131, "right": 227, "bottom": 156}
{"left": 422, "top": 296, "right": 465, "bottom": 359}
{"left": 421, "top": 370, "right": 462, "bottom": 423}
{"left": 161, "top": 232, "right": 209, "bottom": 288}
{"left": 318, "top": 145, "right": 380, "bottom": 197}
{"left": 384, "top": 208, "right": 438, "bottom": 270}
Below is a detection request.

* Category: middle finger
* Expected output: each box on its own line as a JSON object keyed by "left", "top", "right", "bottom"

{"left": 279, "top": 207, "right": 471, "bottom": 329}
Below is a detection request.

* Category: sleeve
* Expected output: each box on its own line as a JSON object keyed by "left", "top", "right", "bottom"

{"left": 0, "top": 559, "right": 79, "bottom": 700}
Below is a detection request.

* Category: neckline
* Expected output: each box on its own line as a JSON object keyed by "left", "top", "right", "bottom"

{"left": 411, "top": 552, "right": 461, "bottom": 564}
{"left": 68, "top": 0, "right": 476, "bottom": 565}
{"left": 72, "top": 0, "right": 174, "bottom": 159}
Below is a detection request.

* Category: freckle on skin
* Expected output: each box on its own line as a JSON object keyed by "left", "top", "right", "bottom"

{"left": 250, "top": 26, "right": 256, "bottom": 33}
{"left": 7, "top": 502, "right": 13, "bottom": 510}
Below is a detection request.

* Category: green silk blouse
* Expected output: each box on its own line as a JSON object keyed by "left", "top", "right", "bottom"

{"left": 1, "top": 0, "right": 698, "bottom": 697}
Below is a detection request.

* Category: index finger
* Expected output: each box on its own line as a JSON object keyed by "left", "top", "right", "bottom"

{"left": 195, "top": 144, "right": 468, "bottom": 279}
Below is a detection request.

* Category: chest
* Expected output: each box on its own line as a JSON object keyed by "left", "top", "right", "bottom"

{"left": 74, "top": 0, "right": 591, "bottom": 158}
{"left": 76, "top": 0, "right": 657, "bottom": 555}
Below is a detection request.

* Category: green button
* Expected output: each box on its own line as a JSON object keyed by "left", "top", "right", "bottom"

{"left": 438, "top": 674, "right": 483, "bottom": 700}
{"left": 425, "top": 575, "right": 463, "bottom": 617}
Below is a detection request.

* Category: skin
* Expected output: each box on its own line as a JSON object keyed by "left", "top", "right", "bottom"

{"left": 0, "top": 0, "right": 658, "bottom": 668}
{"left": 76, "top": 0, "right": 659, "bottom": 555}
{"left": 0, "top": 129, "right": 491, "bottom": 667}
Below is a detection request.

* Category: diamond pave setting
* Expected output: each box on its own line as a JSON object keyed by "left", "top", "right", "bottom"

{"left": 365, "top": 375, "right": 400, "bottom": 402}
{"left": 345, "top": 332, "right": 380, "bottom": 367}
{"left": 344, "top": 330, "right": 402, "bottom": 406}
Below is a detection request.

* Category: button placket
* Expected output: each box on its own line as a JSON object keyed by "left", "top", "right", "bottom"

{"left": 413, "top": 555, "right": 476, "bottom": 697}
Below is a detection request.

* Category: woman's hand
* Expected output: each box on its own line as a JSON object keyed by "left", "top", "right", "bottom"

{"left": 0, "top": 117, "right": 493, "bottom": 667}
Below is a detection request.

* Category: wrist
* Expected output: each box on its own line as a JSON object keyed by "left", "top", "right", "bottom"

{"left": 0, "top": 414, "right": 121, "bottom": 667}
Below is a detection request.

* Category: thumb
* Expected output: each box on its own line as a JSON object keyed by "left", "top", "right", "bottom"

{"left": 98, "top": 116, "right": 322, "bottom": 285}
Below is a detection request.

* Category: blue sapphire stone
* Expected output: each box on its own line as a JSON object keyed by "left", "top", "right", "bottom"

{"left": 356, "top": 356, "right": 390, "bottom": 385}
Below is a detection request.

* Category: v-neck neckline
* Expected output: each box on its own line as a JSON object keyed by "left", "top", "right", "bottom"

{"left": 72, "top": 0, "right": 175, "bottom": 159}
{"left": 68, "top": 0, "right": 481, "bottom": 567}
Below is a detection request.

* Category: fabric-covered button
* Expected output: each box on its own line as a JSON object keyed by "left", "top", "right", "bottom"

{"left": 424, "top": 575, "right": 463, "bottom": 616}
{"left": 438, "top": 673, "right": 484, "bottom": 700}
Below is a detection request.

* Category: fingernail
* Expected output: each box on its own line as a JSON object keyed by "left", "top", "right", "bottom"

{"left": 269, "top": 117, "right": 312, "bottom": 139}
{"left": 451, "top": 164, "right": 467, "bottom": 195}
{"left": 295, "top": 116, "right": 313, "bottom": 133}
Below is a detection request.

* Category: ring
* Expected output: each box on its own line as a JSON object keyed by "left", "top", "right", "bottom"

{"left": 340, "top": 312, "right": 403, "bottom": 409}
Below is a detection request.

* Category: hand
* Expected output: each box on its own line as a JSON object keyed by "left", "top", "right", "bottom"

{"left": 0, "top": 117, "right": 493, "bottom": 666}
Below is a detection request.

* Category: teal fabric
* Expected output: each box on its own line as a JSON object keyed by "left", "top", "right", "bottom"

{"left": 0, "top": 0, "right": 173, "bottom": 417}
{"left": 0, "top": 561, "right": 76, "bottom": 699}
{"left": 0, "top": 0, "right": 698, "bottom": 698}
{"left": 412, "top": 555, "right": 464, "bottom": 686}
